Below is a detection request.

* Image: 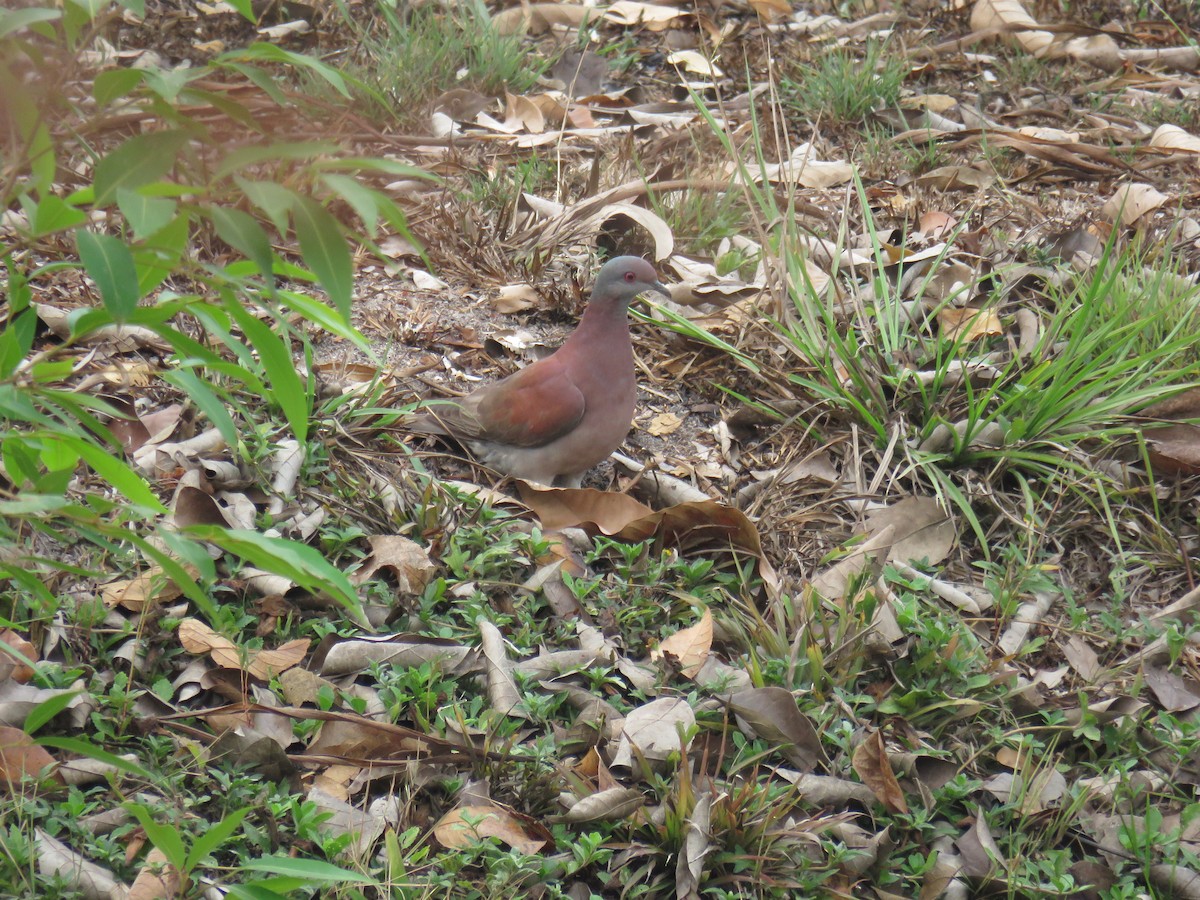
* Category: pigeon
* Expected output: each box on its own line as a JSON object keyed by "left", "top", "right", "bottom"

{"left": 411, "top": 257, "right": 669, "bottom": 487}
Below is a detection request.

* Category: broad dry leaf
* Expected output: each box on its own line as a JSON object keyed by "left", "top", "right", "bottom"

{"left": 852, "top": 731, "right": 908, "bottom": 814}
{"left": 969, "top": 0, "right": 1055, "bottom": 56}
{"left": 603, "top": 0, "right": 683, "bottom": 28}
{"left": 494, "top": 283, "right": 540, "bottom": 313}
{"left": 747, "top": 0, "right": 791, "bottom": 20}
{"left": 349, "top": 535, "right": 437, "bottom": 594}
{"left": 492, "top": 3, "right": 592, "bottom": 35}
{"left": 1150, "top": 123, "right": 1200, "bottom": 153}
{"left": 556, "top": 786, "right": 645, "bottom": 823}
{"left": 938, "top": 306, "right": 1002, "bottom": 343}
{"left": 178, "top": 618, "right": 308, "bottom": 680}
{"left": 729, "top": 686, "right": 828, "bottom": 771}
{"left": 0, "top": 630, "right": 37, "bottom": 683}
{"left": 916, "top": 165, "right": 995, "bottom": 191}
{"left": 666, "top": 50, "right": 723, "bottom": 78}
{"left": 100, "top": 564, "right": 191, "bottom": 612}
{"left": 676, "top": 794, "right": 710, "bottom": 899}
{"left": 434, "top": 805, "right": 550, "bottom": 854}
{"left": 0, "top": 726, "right": 62, "bottom": 788}
{"left": 865, "top": 496, "right": 956, "bottom": 566}
{"left": 1101, "top": 183, "right": 1169, "bottom": 226}
{"left": 645, "top": 411, "right": 683, "bottom": 436}
{"left": 652, "top": 608, "right": 712, "bottom": 677}
{"left": 611, "top": 697, "right": 696, "bottom": 766}
{"left": 127, "top": 847, "right": 184, "bottom": 900}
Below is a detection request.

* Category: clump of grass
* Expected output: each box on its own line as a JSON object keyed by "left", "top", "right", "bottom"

{"left": 350, "top": 0, "right": 549, "bottom": 126}
{"left": 782, "top": 40, "right": 906, "bottom": 124}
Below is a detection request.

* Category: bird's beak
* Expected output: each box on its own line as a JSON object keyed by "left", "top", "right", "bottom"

{"left": 645, "top": 281, "right": 671, "bottom": 300}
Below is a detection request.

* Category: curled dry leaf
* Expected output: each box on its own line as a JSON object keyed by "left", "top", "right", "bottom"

{"left": 728, "top": 686, "right": 828, "bottom": 771}
{"left": 603, "top": 0, "right": 683, "bottom": 29}
{"left": 492, "top": 2, "right": 592, "bottom": 36}
{"left": 970, "top": 0, "right": 1055, "bottom": 57}
{"left": 494, "top": 283, "right": 540, "bottom": 313}
{"left": 667, "top": 50, "right": 723, "bottom": 78}
{"left": 651, "top": 607, "right": 712, "bottom": 677}
{"left": 127, "top": 846, "right": 184, "bottom": 900}
{"left": 349, "top": 535, "right": 437, "bottom": 595}
{"left": 611, "top": 696, "right": 696, "bottom": 767}
{"left": 555, "top": 785, "right": 646, "bottom": 823}
{"left": 937, "top": 307, "right": 1003, "bottom": 343}
{"left": 517, "top": 483, "right": 779, "bottom": 595}
{"left": 100, "top": 563, "right": 194, "bottom": 612}
{"left": 0, "top": 726, "right": 62, "bottom": 788}
{"left": 1150, "top": 123, "right": 1200, "bottom": 154}
{"left": 434, "top": 804, "right": 551, "bottom": 854}
{"left": 852, "top": 731, "right": 908, "bottom": 814}
{"left": 178, "top": 618, "right": 309, "bottom": 681}
{"left": 1101, "top": 182, "right": 1169, "bottom": 226}
{"left": 865, "top": 496, "right": 956, "bottom": 567}
{"left": 0, "top": 630, "right": 38, "bottom": 683}
{"left": 644, "top": 411, "right": 684, "bottom": 436}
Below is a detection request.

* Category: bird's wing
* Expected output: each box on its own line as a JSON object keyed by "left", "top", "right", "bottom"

{"left": 434, "top": 361, "right": 587, "bottom": 449}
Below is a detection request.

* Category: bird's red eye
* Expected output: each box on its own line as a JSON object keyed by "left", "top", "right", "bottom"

{"left": 624, "top": 271, "right": 636, "bottom": 282}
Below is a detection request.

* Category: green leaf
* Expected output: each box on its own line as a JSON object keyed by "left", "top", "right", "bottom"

{"left": 235, "top": 44, "right": 349, "bottom": 97}
{"left": 94, "top": 130, "right": 188, "bottom": 207}
{"left": 38, "top": 737, "right": 153, "bottom": 779}
{"left": 28, "top": 194, "right": 88, "bottom": 237}
{"left": 216, "top": 142, "right": 336, "bottom": 179}
{"left": 0, "top": 7, "right": 60, "bottom": 40}
{"left": 238, "top": 855, "right": 380, "bottom": 884}
{"left": 76, "top": 229, "right": 140, "bottom": 320}
{"left": 320, "top": 173, "right": 380, "bottom": 236}
{"left": 27, "top": 121, "right": 55, "bottom": 194}
{"left": 50, "top": 433, "right": 166, "bottom": 513}
{"left": 226, "top": 886, "right": 291, "bottom": 900}
{"left": 0, "top": 262, "right": 35, "bottom": 378}
{"left": 188, "top": 528, "right": 368, "bottom": 627}
{"left": 22, "top": 690, "right": 81, "bottom": 735}
{"left": 93, "top": 67, "right": 144, "bottom": 106}
{"left": 225, "top": 302, "right": 309, "bottom": 444}
{"left": 124, "top": 802, "right": 188, "bottom": 871}
{"left": 116, "top": 188, "right": 177, "bottom": 240}
{"left": 222, "top": 0, "right": 256, "bottom": 20}
{"left": 235, "top": 178, "right": 300, "bottom": 236}
{"left": 209, "top": 206, "right": 275, "bottom": 281}
{"left": 278, "top": 289, "right": 366, "bottom": 351}
{"left": 159, "top": 369, "right": 239, "bottom": 447}
{"left": 186, "top": 807, "right": 249, "bottom": 870}
{"left": 116, "top": 0, "right": 144, "bottom": 17}
{"left": 132, "top": 213, "right": 189, "bottom": 296}
{"left": 292, "top": 198, "right": 352, "bottom": 318}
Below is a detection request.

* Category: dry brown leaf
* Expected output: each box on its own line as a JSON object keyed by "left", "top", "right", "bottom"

{"left": 0, "top": 630, "right": 37, "bottom": 684}
{"left": 433, "top": 805, "right": 551, "bottom": 854}
{"left": 127, "top": 847, "right": 184, "bottom": 900}
{"left": 938, "top": 306, "right": 1003, "bottom": 343}
{"left": 178, "top": 618, "right": 309, "bottom": 680}
{"left": 969, "top": 0, "right": 1055, "bottom": 56}
{"left": 747, "top": 0, "right": 790, "bottom": 19}
{"left": 852, "top": 731, "right": 908, "bottom": 814}
{"left": 603, "top": 0, "right": 683, "bottom": 28}
{"left": 517, "top": 484, "right": 779, "bottom": 594}
{"left": 493, "top": 283, "right": 540, "bottom": 313}
{"left": 729, "top": 686, "right": 828, "bottom": 771}
{"left": 556, "top": 786, "right": 645, "bottom": 823}
{"left": 916, "top": 165, "right": 995, "bottom": 191}
{"left": 100, "top": 564, "right": 192, "bottom": 612}
{"left": 666, "top": 50, "right": 723, "bottom": 78}
{"left": 645, "top": 411, "right": 684, "bottom": 436}
{"left": 1101, "top": 182, "right": 1169, "bottom": 226}
{"left": 0, "top": 725, "right": 61, "bottom": 788}
{"left": 349, "top": 535, "right": 437, "bottom": 594}
{"left": 1150, "top": 123, "right": 1200, "bottom": 154}
{"left": 492, "top": 3, "right": 592, "bottom": 35}
{"left": 652, "top": 608, "right": 712, "bottom": 677}
{"left": 611, "top": 697, "right": 696, "bottom": 766}
{"left": 865, "top": 496, "right": 956, "bottom": 566}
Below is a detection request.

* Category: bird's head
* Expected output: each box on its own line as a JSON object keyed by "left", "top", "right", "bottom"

{"left": 593, "top": 256, "right": 670, "bottom": 308}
